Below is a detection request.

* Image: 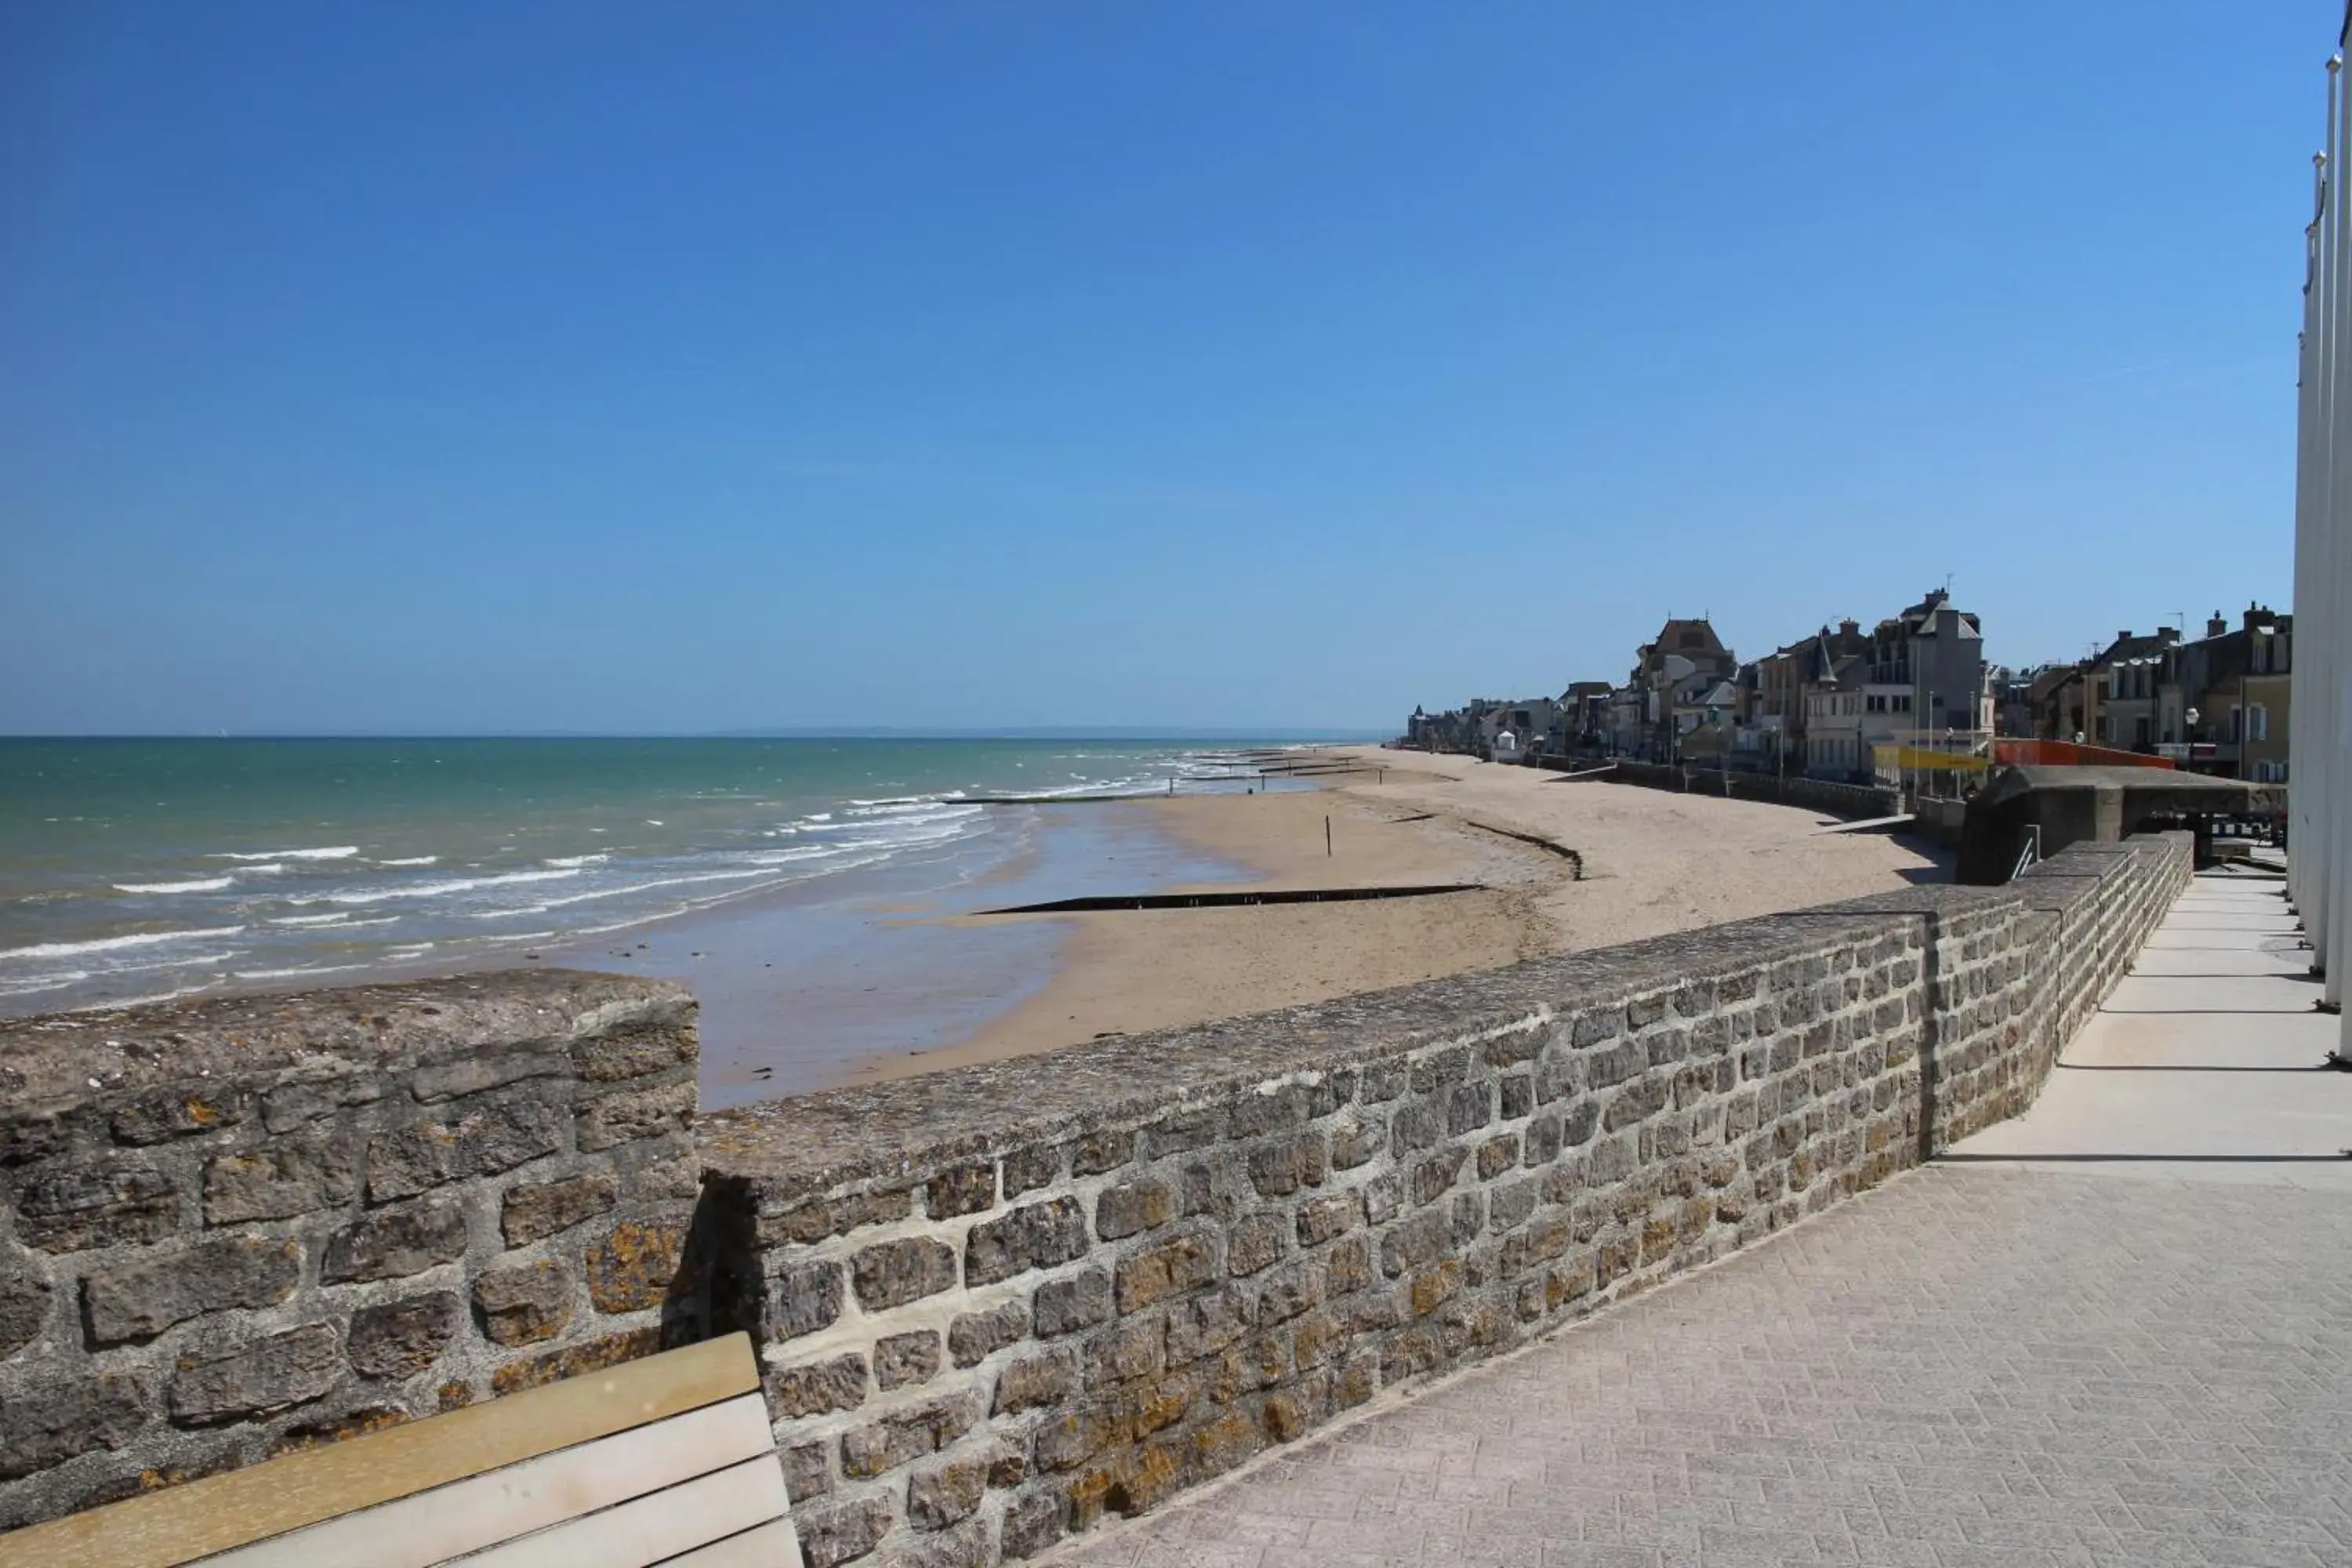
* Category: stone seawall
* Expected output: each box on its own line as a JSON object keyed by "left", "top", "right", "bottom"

{"left": 0, "top": 973, "right": 702, "bottom": 1530}
{"left": 697, "top": 834, "right": 2189, "bottom": 1566}
{"left": 0, "top": 836, "right": 2191, "bottom": 1558}
{"left": 1573, "top": 759, "right": 1904, "bottom": 820}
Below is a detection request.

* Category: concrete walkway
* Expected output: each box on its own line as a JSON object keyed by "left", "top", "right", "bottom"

{"left": 1047, "top": 869, "right": 2352, "bottom": 1567}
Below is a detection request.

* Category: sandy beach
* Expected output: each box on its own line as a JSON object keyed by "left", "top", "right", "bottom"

{"left": 840, "top": 748, "right": 1946, "bottom": 1085}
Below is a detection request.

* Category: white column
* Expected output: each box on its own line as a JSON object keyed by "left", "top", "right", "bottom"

{"left": 2290, "top": 132, "right": 2322, "bottom": 924}
{"left": 2324, "top": 55, "right": 2343, "bottom": 1011}
{"left": 2307, "top": 58, "right": 2343, "bottom": 995}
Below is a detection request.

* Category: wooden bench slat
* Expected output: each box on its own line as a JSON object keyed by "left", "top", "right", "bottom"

{"left": 652, "top": 1519, "right": 802, "bottom": 1567}
{"left": 198, "top": 1393, "right": 775, "bottom": 1568}
{"left": 449, "top": 1455, "right": 789, "bottom": 1568}
{"left": 0, "top": 1334, "right": 760, "bottom": 1568}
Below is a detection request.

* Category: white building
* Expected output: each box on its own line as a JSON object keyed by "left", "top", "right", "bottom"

{"left": 2291, "top": 40, "right": 2349, "bottom": 1062}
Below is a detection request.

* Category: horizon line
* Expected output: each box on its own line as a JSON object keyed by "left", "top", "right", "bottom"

{"left": 0, "top": 726, "right": 1393, "bottom": 742}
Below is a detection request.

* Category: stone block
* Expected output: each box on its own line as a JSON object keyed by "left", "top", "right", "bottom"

{"left": 1477, "top": 1134, "right": 1520, "bottom": 1181}
{"left": 1389, "top": 1099, "right": 1441, "bottom": 1153}
{"left": 1114, "top": 1230, "right": 1219, "bottom": 1312}
{"left": 965, "top": 1198, "right": 1088, "bottom": 1286}
{"left": 0, "top": 1265, "right": 51, "bottom": 1360}
{"left": 1084, "top": 1317, "right": 1163, "bottom": 1385}
{"left": 768, "top": 1353, "right": 869, "bottom": 1417}
{"left": 947, "top": 1299, "right": 1029, "bottom": 1366}
{"left": 260, "top": 1073, "right": 384, "bottom": 1134}
{"left": 473, "top": 1259, "right": 572, "bottom": 1345}
{"left": 410, "top": 1048, "right": 566, "bottom": 1103}
{"left": 568, "top": 1025, "right": 693, "bottom": 1085}
{"left": 575, "top": 1080, "right": 691, "bottom": 1152}
{"left": 1296, "top": 1190, "right": 1362, "bottom": 1247}
{"left": 1258, "top": 1256, "right": 1323, "bottom": 1325}
{"left": 782, "top": 1439, "right": 831, "bottom": 1502}
{"left": 1094, "top": 1176, "right": 1176, "bottom": 1240}
{"left": 492, "top": 1326, "right": 662, "bottom": 1396}
{"left": 1380, "top": 1207, "right": 1449, "bottom": 1279}
{"left": 771, "top": 1261, "right": 846, "bottom": 1341}
{"left": 853, "top": 1236, "right": 960, "bottom": 1311}
{"left": 993, "top": 1348, "right": 1078, "bottom": 1414}
{"left": 924, "top": 1163, "right": 996, "bottom": 1218}
{"left": 760, "top": 1187, "right": 912, "bottom": 1246}
{"left": 1226, "top": 1212, "right": 1287, "bottom": 1276}
{"left": 1324, "top": 1236, "right": 1370, "bottom": 1302}
{"left": 1000, "top": 1488, "right": 1066, "bottom": 1558}
{"left": 1165, "top": 1283, "right": 1253, "bottom": 1366}
{"left": 1446, "top": 1083, "right": 1492, "bottom": 1135}
{"left": 1140, "top": 1106, "right": 1224, "bottom": 1158}
{"left": 109, "top": 1087, "right": 248, "bottom": 1145}
{"left": 1033, "top": 1269, "right": 1112, "bottom": 1338}
{"left": 1069, "top": 1130, "right": 1134, "bottom": 1176}
{"left": 367, "top": 1101, "right": 564, "bottom": 1203}
{"left": 81, "top": 1235, "right": 300, "bottom": 1346}
{"left": 907, "top": 1454, "right": 988, "bottom": 1530}
{"left": 0, "top": 1369, "right": 151, "bottom": 1482}
{"left": 1497, "top": 1075, "right": 1534, "bottom": 1119}
{"left": 840, "top": 1391, "right": 981, "bottom": 1479}
{"left": 875, "top": 1330, "right": 942, "bottom": 1390}
{"left": 17, "top": 1163, "right": 180, "bottom": 1251}
{"left": 321, "top": 1197, "right": 469, "bottom": 1284}
{"left": 169, "top": 1323, "right": 343, "bottom": 1425}
{"left": 500, "top": 1171, "right": 619, "bottom": 1246}
{"left": 1328, "top": 1112, "right": 1384, "bottom": 1170}
{"left": 348, "top": 1292, "right": 461, "bottom": 1379}
{"left": 796, "top": 1494, "right": 894, "bottom": 1568}
{"left": 586, "top": 1218, "right": 687, "bottom": 1313}
{"left": 204, "top": 1134, "right": 358, "bottom": 1225}
{"left": 1411, "top": 1145, "right": 1470, "bottom": 1207}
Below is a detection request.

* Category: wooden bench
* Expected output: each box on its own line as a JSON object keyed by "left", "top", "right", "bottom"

{"left": 0, "top": 1332, "right": 796, "bottom": 1568}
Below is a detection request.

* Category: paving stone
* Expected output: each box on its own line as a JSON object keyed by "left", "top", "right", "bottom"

{"left": 1056, "top": 1164, "right": 2352, "bottom": 1566}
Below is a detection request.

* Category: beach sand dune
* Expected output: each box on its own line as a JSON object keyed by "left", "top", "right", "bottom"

{"left": 845, "top": 747, "right": 1944, "bottom": 1085}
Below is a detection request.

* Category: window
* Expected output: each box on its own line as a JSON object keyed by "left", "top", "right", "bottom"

{"left": 2250, "top": 704, "right": 2268, "bottom": 742}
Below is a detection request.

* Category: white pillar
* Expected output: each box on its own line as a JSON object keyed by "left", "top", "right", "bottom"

{"left": 2307, "top": 58, "right": 2343, "bottom": 995}
{"left": 2324, "top": 55, "right": 2343, "bottom": 1011}
{"left": 2290, "top": 134, "right": 2322, "bottom": 923}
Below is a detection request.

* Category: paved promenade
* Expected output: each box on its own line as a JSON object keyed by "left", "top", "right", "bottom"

{"left": 1047, "top": 869, "right": 2352, "bottom": 1567}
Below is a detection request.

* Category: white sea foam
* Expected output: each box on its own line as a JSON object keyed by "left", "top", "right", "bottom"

{"left": 114, "top": 877, "right": 234, "bottom": 895}
{"left": 376, "top": 855, "right": 438, "bottom": 867}
{"left": 545, "top": 853, "right": 609, "bottom": 868}
{"left": 233, "top": 963, "right": 372, "bottom": 982}
{"left": 71, "top": 984, "right": 212, "bottom": 1011}
{"left": 268, "top": 912, "right": 353, "bottom": 927}
{"left": 644, "top": 820, "right": 663, "bottom": 826}
{"left": 0, "top": 926, "right": 248, "bottom": 963}
{"left": 238, "top": 863, "right": 287, "bottom": 876}
{"left": 211, "top": 846, "right": 359, "bottom": 862}
{"left": 0, "top": 971, "right": 89, "bottom": 996}
{"left": 317, "top": 868, "right": 581, "bottom": 906}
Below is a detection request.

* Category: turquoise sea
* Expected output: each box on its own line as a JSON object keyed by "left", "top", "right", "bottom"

{"left": 0, "top": 737, "right": 1306, "bottom": 1026}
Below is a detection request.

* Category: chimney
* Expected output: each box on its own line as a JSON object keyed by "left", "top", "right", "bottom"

{"left": 2158, "top": 627, "right": 2180, "bottom": 644}
{"left": 2118, "top": 631, "right": 2133, "bottom": 643}
{"left": 2206, "top": 612, "right": 2227, "bottom": 640}
{"left": 1838, "top": 619, "right": 1860, "bottom": 637}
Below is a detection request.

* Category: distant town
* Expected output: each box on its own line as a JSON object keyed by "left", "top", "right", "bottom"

{"left": 1399, "top": 587, "right": 2294, "bottom": 789}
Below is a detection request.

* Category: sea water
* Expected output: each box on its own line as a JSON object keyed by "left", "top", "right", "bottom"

{"left": 0, "top": 736, "right": 1297, "bottom": 1018}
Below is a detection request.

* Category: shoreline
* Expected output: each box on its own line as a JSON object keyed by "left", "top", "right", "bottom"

{"left": 833, "top": 748, "right": 1950, "bottom": 1087}
{"left": 18, "top": 746, "right": 1952, "bottom": 1109}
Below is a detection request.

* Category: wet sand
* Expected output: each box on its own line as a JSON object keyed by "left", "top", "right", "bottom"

{"left": 844, "top": 749, "right": 1947, "bottom": 1085}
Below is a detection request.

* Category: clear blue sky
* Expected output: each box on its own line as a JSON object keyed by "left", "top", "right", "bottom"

{"left": 0, "top": 2, "right": 2321, "bottom": 735}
